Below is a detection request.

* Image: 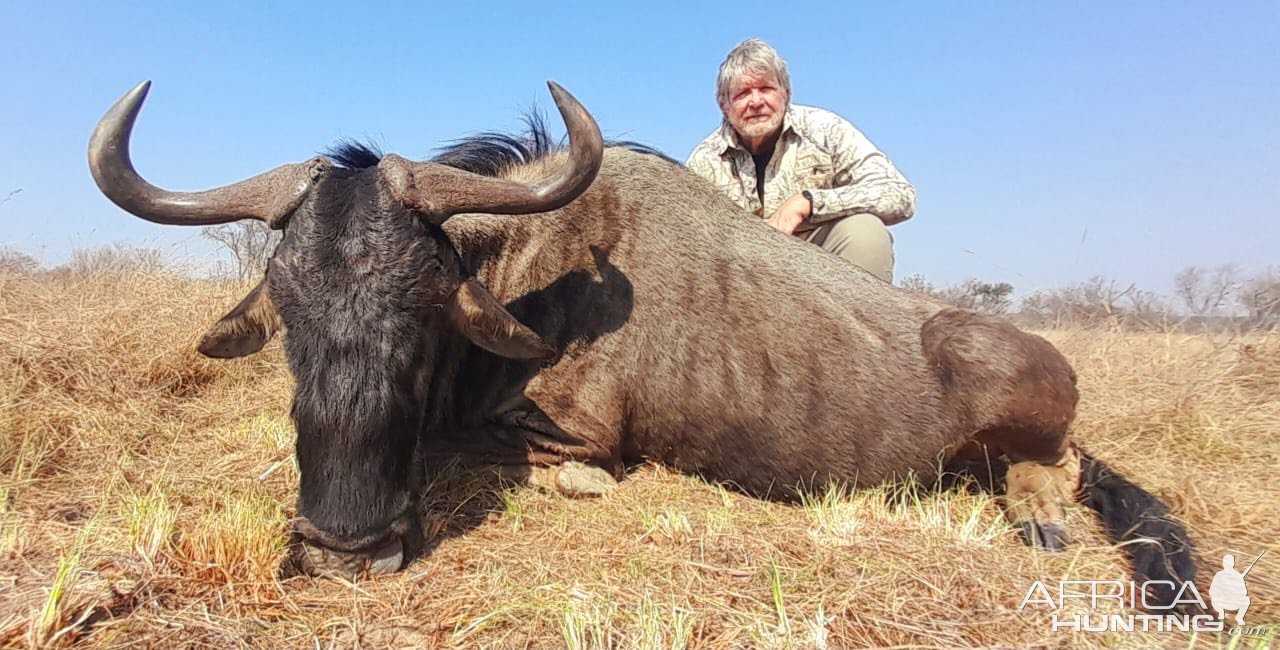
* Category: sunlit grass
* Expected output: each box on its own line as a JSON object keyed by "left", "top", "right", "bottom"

{"left": 498, "top": 486, "right": 526, "bottom": 532}
{"left": 560, "top": 589, "right": 617, "bottom": 650}
{"left": 632, "top": 593, "right": 695, "bottom": 650}
{"left": 799, "top": 484, "right": 860, "bottom": 546}
{"left": 0, "top": 273, "right": 1275, "bottom": 647}
{"left": 179, "top": 490, "right": 287, "bottom": 583}
{"left": 0, "top": 485, "right": 21, "bottom": 555}
{"left": 26, "top": 513, "right": 102, "bottom": 647}
{"left": 123, "top": 485, "right": 177, "bottom": 565}
{"left": 638, "top": 507, "right": 694, "bottom": 544}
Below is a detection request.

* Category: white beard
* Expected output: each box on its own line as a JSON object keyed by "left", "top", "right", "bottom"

{"left": 732, "top": 112, "right": 783, "bottom": 141}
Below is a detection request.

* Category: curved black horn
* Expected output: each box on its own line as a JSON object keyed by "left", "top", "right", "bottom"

{"left": 380, "top": 81, "right": 605, "bottom": 224}
{"left": 88, "top": 81, "right": 330, "bottom": 227}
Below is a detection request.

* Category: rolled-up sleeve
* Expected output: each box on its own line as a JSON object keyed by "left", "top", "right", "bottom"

{"left": 807, "top": 119, "right": 916, "bottom": 226}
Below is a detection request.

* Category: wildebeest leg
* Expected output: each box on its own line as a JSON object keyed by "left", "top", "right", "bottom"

{"left": 1001, "top": 437, "right": 1081, "bottom": 551}
{"left": 521, "top": 354, "right": 629, "bottom": 491}
{"left": 961, "top": 347, "right": 1081, "bottom": 551}
{"left": 972, "top": 354, "right": 1081, "bottom": 552}
{"left": 427, "top": 346, "right": 627, "bottom": 497}
{"left": 924, "top": 309, "right": 1082, "bottom": 551}
{"left": 493, "top": 462, "right": 617, "bottom": 498}
{"left": 424, "top": 408, "right": 619, "bottom": 498}
{"left": 475, "top": 410, "right": 619, "bottom": 497}
{"left": 947, "top": 431, "right": 1081, "bottom": 551}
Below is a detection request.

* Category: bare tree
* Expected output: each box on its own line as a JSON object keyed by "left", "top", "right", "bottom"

{"left": 1123, "top": 288, "right": 1171, "bottom": 326}
{"left": 202, "top": 222, "right": 280, "bottom": 281}
{"left": 1174, "top": 264, "right": 1238, "bottom": 318}
{"left": 1239, "top": 268, "right": 1280, "bottom": 327}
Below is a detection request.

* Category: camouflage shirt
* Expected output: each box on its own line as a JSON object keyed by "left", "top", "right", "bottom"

{"left": 686, "top": 105, "right": 915, "bottom": 226}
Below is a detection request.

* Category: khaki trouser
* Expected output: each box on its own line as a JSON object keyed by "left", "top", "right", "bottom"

{"left": 802, "top": 213, "right": 895, "bottom": 283}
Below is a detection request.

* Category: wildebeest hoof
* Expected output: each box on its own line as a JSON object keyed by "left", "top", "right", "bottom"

{"left": 555, "top": 461, "right": 617, "bottom": 498}
{"left": 288, "top": 536, "right": 405, "bottom": 579}
{"left": 1019, "top": 520, "right": 1071, "bottom": 551}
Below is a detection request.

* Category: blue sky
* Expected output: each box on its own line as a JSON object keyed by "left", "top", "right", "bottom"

{"left": 2, "top": 1, "right": 1276, "bottom": 295}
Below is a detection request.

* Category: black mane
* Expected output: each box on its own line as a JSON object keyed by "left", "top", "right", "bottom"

{"left": 322, "top": 111, "right": 678, "bottom": 176}
{"left": 323, "top": 139, "right": 384, "bottom": 169}
{"left": 431, "top": 112, "right": 558, "bottom": 177}
{"left": 433, "top": 110, "right": 680, "bottom": 176}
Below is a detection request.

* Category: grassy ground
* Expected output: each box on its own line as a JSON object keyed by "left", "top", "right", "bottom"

{"left": 0, "top": 272, "right": 1276, "bottom": 648}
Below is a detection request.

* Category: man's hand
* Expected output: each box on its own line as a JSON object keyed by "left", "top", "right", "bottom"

{"left": 766, "top": 192, "right": 812, "bottom": 236}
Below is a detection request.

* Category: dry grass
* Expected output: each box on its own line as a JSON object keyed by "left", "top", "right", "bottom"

{"left": 0, "top": 270, "right": 1276, "bottom": 648}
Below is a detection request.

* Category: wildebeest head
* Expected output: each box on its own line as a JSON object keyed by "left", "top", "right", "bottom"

{"left": 88, "top": 81, "right": 604, "bottom": 574}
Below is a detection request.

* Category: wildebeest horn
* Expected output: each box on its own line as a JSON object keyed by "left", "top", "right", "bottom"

{"left": 379, "top": 81, "right": 604, "bottom": 224}
{"left": 88, "top": 81, "right": 330, "bottom": 227}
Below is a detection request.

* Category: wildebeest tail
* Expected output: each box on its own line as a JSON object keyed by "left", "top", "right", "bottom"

{"left": 1077, "top": 448, "right": 1197, "bottom": 609}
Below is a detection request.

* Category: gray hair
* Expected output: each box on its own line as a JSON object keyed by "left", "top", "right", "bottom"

{"left": 715, "top": 39, "right": 792, "bottom": 110}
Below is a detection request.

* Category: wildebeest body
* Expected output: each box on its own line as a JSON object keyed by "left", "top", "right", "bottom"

{"left": 432, "top": 149, "right": 959, "bottom": 496}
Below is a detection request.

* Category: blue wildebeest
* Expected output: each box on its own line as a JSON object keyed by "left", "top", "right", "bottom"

{"left": 89, "top": 81, "right": 1195, "bottom": 606}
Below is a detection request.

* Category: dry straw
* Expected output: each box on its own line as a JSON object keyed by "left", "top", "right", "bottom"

{"left": 0, "top": 269, "right": 1276, "bottom": 648}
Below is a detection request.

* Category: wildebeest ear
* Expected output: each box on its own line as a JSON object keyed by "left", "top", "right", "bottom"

{"left": 197, "top": 278, "right": 282, "bottom": 358}
{"left": 447, "top": 279, "right": 554, "bottom": 360}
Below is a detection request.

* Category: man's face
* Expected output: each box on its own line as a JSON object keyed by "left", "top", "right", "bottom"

{"left": 724, "top": 71, "right": 787, "bottom": 142}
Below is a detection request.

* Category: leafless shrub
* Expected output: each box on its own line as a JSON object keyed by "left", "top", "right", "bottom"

{"left": 59, "top": 243, "right": 167, "bottom": 276}
{"left": 1239, "top": 267, "right": 1280, "bottom": 328}
{"left": 898, "top": 273, "right": 936, "bottom": 296}
{"left": 1121, "top": 288, "right": 1172, "bottom": 329}
{"left": 1019, "top": 276, "right": 1142, "bottom": 328}
{"left": 0, "top": 247, "right": 40, "bottom": 276}
{"left": 202, "top": 222, "right": 279, "bottom": 281}
{"left": 1174, "top": 264, "right": 1238, "bottom": 318}
{"left": 940, "top": 279, "right": 1015, "bottom": 314}
{"left": 910, "top": 271, "right": 1276, "bottom": 332}
{"left": 898, "top": 275, "right": 1014, "bottom": 314}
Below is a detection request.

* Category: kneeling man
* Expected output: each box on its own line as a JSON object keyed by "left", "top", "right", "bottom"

{"left": 687, "top": 39, "right": 915, "bottom": 282}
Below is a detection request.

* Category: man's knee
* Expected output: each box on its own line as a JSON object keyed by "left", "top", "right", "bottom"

{"left": 817, "top": 213, "right": 895, "bottom": 282}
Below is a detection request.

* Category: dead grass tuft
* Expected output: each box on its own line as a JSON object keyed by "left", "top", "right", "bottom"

{"left": 177, "top": 490, "right": 287, "bottom": 585}
{"left": 0, "top": 273, "right": 1276, "bottom": 647}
